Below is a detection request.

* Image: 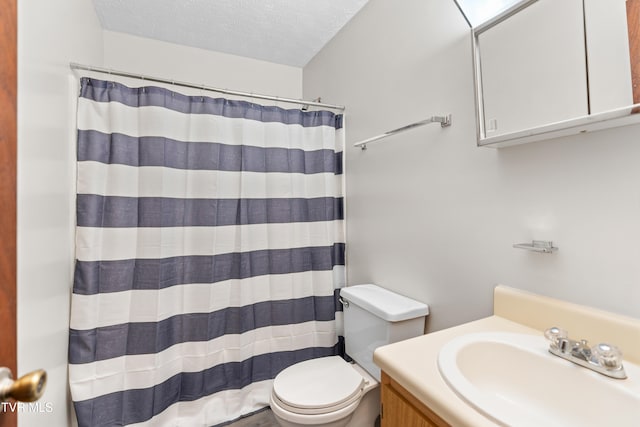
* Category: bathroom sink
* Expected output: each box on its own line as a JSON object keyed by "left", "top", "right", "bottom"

{"left": 437, "top": 332, "right": 640, "bottom": 427}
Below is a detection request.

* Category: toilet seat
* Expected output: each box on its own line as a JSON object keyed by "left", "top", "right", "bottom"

{"left": 272, "top": 356, "right": 365, "bottom": 416}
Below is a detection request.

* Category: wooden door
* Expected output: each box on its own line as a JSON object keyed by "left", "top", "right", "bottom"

{"left": 0, "top": 0, "right": 17, "bottom": 426}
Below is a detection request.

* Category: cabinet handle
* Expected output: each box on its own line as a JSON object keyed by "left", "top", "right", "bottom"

{"left": 0, "top": 367, "right": 47, "bottom": 402}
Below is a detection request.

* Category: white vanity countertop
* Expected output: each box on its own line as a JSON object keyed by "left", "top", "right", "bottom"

{"left": 374, "top": 315, "right": 539, "bottom": 427}
{"left": 373, "top": 285, "right": 640, "bottom": 427}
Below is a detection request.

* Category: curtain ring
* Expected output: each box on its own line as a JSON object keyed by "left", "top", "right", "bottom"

{"left": 201, "top": 84, "right": 205, "bottom": 102}
{"left": 141, "top": 76, "right": 146, "bottom": 94}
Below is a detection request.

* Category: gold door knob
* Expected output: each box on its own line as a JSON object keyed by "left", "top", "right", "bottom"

{"left": 0, "top": 368, "right": 47, "bottom": 402}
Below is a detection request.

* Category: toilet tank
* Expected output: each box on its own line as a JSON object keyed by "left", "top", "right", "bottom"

{"left": 340, "top": 284, "right": 429, "bottom": 381}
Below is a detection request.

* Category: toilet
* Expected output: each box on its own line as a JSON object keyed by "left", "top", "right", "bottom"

{"left": 270, "top": 284, "right": 429, "bottom": 427}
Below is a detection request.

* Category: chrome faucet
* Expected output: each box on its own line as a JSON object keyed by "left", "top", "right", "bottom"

{"left": 544, "top": 327, "right": 627, "bottom": 379}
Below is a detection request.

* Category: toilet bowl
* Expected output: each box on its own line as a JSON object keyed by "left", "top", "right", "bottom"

{"left": 269, "top": 356, "right": 379, "bottom": 427}
{"left": 270, "top": 284, "right": 429, "bottom": 427}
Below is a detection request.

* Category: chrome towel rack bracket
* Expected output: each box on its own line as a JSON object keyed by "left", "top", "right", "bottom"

{"left": 513, "top": 240, "right": 558, "bottom": 253}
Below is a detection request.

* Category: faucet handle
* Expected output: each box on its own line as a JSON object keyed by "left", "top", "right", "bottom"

{"left": 592, "top": 343, "right": 623, "bottom": 369}
{"left": 544, "top": 327, "right": 568, "bottom": 348}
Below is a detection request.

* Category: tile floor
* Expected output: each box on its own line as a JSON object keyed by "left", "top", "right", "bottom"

{"left": 226, "top": 408, "right": 381, "bottom": 427}
{"left": 226, "top": 408, "right": 279, "bottom": 427}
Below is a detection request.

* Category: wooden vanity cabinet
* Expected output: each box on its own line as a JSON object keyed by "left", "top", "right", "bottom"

{"left": 380, "top": 372, "right": 450, "bottom": 427}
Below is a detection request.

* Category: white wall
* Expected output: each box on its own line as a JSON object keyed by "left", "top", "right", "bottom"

{"left": 103, "top": 31, "right": 302, "bottom": 99}
{"left": 304, "top": 0, "right": 640, "bottom": 332}
{"left": 17, "top": 1, "right": 104, "bottom": 426}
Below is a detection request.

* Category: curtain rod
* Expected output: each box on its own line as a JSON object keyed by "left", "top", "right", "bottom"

{"left": 69, "top": 62, "right": 345, "bottom": 112}
{"left": 353, "top": 114, "right": 452, "bottom": 150}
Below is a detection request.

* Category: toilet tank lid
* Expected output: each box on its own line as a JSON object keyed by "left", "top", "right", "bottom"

{"left": 340, "top": 284, "right": 429, "bottom": 322}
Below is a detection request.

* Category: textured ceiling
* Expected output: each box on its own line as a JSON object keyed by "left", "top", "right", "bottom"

{"left": 92, "top": 0, "right": 370, "bottom": 67}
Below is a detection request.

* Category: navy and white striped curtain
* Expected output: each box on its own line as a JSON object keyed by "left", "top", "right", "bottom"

{"left": 68, "top": 78, "right": 345, "bottom": 427}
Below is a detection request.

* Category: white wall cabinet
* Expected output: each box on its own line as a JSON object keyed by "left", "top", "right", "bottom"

{"left": 474, "top": 0, "right": 636, "bottom": 147}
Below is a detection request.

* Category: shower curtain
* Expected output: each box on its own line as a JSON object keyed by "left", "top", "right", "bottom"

{"left": 68, "top": 77, "right": 345, "bottom": 427}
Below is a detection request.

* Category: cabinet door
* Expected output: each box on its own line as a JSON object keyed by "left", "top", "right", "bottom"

{"left": 478, "top": 0, "right": 588, "bottom": 136}
{"left": 381, "top": 385, "right": 437, "bottom": 427}
{"left": 584, "top": 0, "right": 633, "bottom": 113}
